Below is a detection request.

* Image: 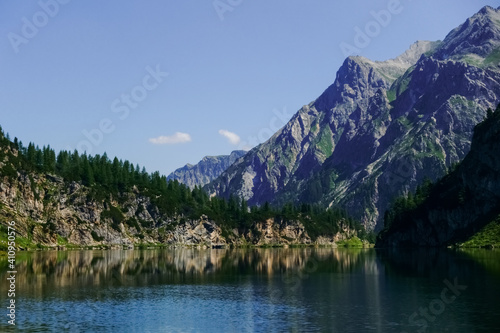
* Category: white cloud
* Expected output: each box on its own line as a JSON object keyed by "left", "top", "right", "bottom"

{"left": 219, "top": 129, "right": 240, "bottom": 145}
{"left": 149, "top": 132, "right": 192, "bottom": 145}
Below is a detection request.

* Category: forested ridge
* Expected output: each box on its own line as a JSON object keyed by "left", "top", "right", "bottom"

{"left": 377, "top": 104, "right": 500, "bottom": 247}
{"left": 0, "top": 125, "right": 374, "bottom": 247}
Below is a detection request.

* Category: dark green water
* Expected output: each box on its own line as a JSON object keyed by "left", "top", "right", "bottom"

{"left": 1, "top": 248, "right": 499, "bottom": 332}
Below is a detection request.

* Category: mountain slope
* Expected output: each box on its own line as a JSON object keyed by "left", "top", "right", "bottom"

{"left": 0, "top": 129, "right": 365, "bottom": 248}
{"left": 206, "top": 6, "right": 500, "bottom": 230}
{"left": 167, "top": 150, "right": 246, "bottom": 189}
{"left": 376, "top": 105, "right": 500, "bottom": 247}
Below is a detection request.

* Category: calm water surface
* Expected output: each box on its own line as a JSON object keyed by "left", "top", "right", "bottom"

{"left": 1, "top": 248, "right": 499, "bottom": 332}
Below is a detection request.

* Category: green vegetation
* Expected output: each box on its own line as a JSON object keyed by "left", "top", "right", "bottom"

{"left": 0, "top": 223, "right": 40, "bottom": 251}
{"left": 449, "top": 95, "right": 478, "bottom": 109}
{"left": 91, "top": 231, "right": 104, "bottom": 242}
{"left": 336, "top": 236, "right": 364, "bottom": 247}
{"left": 100, "top": 204, "right": 125, "bottom": 231}
{"left": 386, "top": 90, "right": 396, "bottom": 103}
{"left": 397, "top": 116, "right": 411, "bottom": 129}
{"left": 423, "top": 136, "right": 445, "bottom": 161}
{"left": 482, "top": 48, "right": 500, "bottom": 67}
{"left": 460, "top": 54, "right": 483, "bottom": 67}
{"left": 459, "top": 48, "right": 500, "bottom": 68}
{"left": 57, "top": 235, "right": 69, "bottom": 246}
{"left": 458, "top": 216, "right": 500, "bottom": 248}
{"left": 379, "top": 103, "right": 500, "bottom": 244}
{"left": 0, "top": 124, "right": 375, "bottom": 246}
{"left": 381, "top": 178, "right": 435, "bottom": 232}
{"left": 387, "top": 65, "right": 415, "bottom": 102}
{"left": 316, "top": 126, "right": 334, "bottom": 158}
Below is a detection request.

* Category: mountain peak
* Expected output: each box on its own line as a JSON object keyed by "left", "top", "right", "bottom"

{"left": 341, "top": 41, "right": 440, "bottom": 86}
{"left": 390, "top": 40, "right": 440, "bottom": 65}
{"left": 478, "top": 5, "right": 500, "bottom": 15}
{"left": 434, "top": 6, "right": 500, "bottom": 60}
{"left": 206, "top": 7, "right": 500, "bottom": 231}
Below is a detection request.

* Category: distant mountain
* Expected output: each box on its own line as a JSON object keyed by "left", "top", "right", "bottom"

{"left": 206, "top": 6, "right": 500, "bottom": 231}
{"left": 167, "top": 150, "right": 246, "bottom": 189}
{"left": 377, "top": 105, "right": 500, "bottom": 247}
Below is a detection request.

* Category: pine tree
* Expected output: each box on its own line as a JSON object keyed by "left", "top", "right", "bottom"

{"left": 487, "top": 108, "right": 494, "bottom": 119}
{"left": 27, "top": 143, "right": 36, "bottom": 167}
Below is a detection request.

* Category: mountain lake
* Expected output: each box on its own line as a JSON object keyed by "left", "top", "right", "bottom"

{"left": 1, "top": 247, "right": 499, "bottom": 332}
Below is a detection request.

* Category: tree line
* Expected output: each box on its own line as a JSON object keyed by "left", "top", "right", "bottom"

{"left": 381, "top": 103, "right": 500, "bottom": 233}
{"left": 0, "top": 125, "right": 372, "bottom": 242}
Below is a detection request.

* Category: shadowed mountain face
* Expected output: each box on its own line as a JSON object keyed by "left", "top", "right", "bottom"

{"left": 377, "top": 106, "right": 500, "bottom": 247}
{"left": 167, "top": 150, "right": 246, "bottom": 189}
{"left": 206, "top": 6, "right": 500, "bottom": 230}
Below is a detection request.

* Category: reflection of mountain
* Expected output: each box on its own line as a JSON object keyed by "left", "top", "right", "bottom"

{"left": 0, "top": 248, "right": 370, "bottom": 294}
{"left": 2, "top": 248, "right": 500, "bottom": 332}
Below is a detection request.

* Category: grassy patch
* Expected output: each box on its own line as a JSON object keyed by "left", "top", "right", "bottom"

{"left": 386, "top": 90, "right": 396, "bottom": 103}
{"left": 57, "top": 235, "right": 68, "bottom": 245}
{"left": 336, "top": 236, "right": 364, "bottom": 248}
{"left": 397, "top": 116, "right": 411, "bottom": 129}
{"left": 460, "top": 54, "right": 483, "bottom": 67}
{"left": 391, "top": 65, "right": 415, "bottom": 98}
{"left": 0, "top": 227, "right": 38, "bottom": 250}
{"left": 317, "top": 126, "right": 334, "bottom": 158}
{"left": 458, "top": 216, "right": 500, "bottom": 248}
{"left": 483, "top": 48, "right": 500, "bottom": 67}
{"left": 449, "top": 95, "right": 476, "bottom": 108}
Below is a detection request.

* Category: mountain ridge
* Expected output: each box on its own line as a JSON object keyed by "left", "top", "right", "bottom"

{"left": 206, "top": 6, "right": 500, "bottom": 230}
{"left": 167, "top": 150, "right": 246, "bottom": 189}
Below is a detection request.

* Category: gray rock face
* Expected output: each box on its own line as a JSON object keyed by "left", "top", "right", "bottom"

{"left": 206, "top": 6, "right": 500, "bottom": 231}
{"left": 167, "top": 150, "right": 246, "bottom": 189}
{"left": 434, "top": 6, "right": 500, "bottom": 61}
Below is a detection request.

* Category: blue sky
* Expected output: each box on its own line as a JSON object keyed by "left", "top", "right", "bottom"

{"left": 0, "top": 1, "right": 497, "bottom": 175}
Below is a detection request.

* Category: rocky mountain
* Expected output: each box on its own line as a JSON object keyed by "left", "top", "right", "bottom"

{"left": 376, "top": 105, "right": 500, "bottom": 247}
{"left": 167, "top": 150, "right": 246, "bottom": 189}
{"left": 206, "top": 6, "right": 500, "bottom": 231}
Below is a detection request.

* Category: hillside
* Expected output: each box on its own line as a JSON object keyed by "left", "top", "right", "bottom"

{"left": 0, "top": 128, "right": 367, "bottom": 249}
{"left": 377, "top": 104, "right": 500, "bottom": 247}
{"left": 167, "top": 150, "right": 246, "bottom": 189}
{"left": 206, "top": 6, "right": 500, "bottom": 231}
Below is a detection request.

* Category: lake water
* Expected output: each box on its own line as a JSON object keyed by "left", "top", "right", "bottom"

{"left": 1, "top": 248, "right": 499, "bottom": 332}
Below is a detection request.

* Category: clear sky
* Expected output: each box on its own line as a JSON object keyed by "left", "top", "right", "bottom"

{"left": 0, "top": 0, "right": 497, "bottom": 175}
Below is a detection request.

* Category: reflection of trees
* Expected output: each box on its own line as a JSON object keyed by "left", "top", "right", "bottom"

{"left": 456, "top": 248, "right": 500, "bottom": 278}
{"left": 0, "top": 248, "right": 374, "bottom": 298}
{"left": 375, "top": 248, "right": 492, "bottom": 280}
{"left": 1, "top": 248, "right": 497, "bottom": 332}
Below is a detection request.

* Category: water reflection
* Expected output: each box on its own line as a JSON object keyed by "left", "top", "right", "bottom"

{"left": 0, "top": 248, "right": 377, "bottom": 293}
{"left": 0, "top": 248, "right": 499, "bottom": 332}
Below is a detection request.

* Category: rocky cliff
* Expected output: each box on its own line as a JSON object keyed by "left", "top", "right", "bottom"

{"left": 0, "top": 142, "right": 355, "bottom": 248}
{"left": 376, "top": 105, "right": 500, "bottom": 247}
{"left": 206, "top": 6, "right": 500, "bottom": 231}
{"left": 167, "top": 150, "right": 246, "bottom": 189}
